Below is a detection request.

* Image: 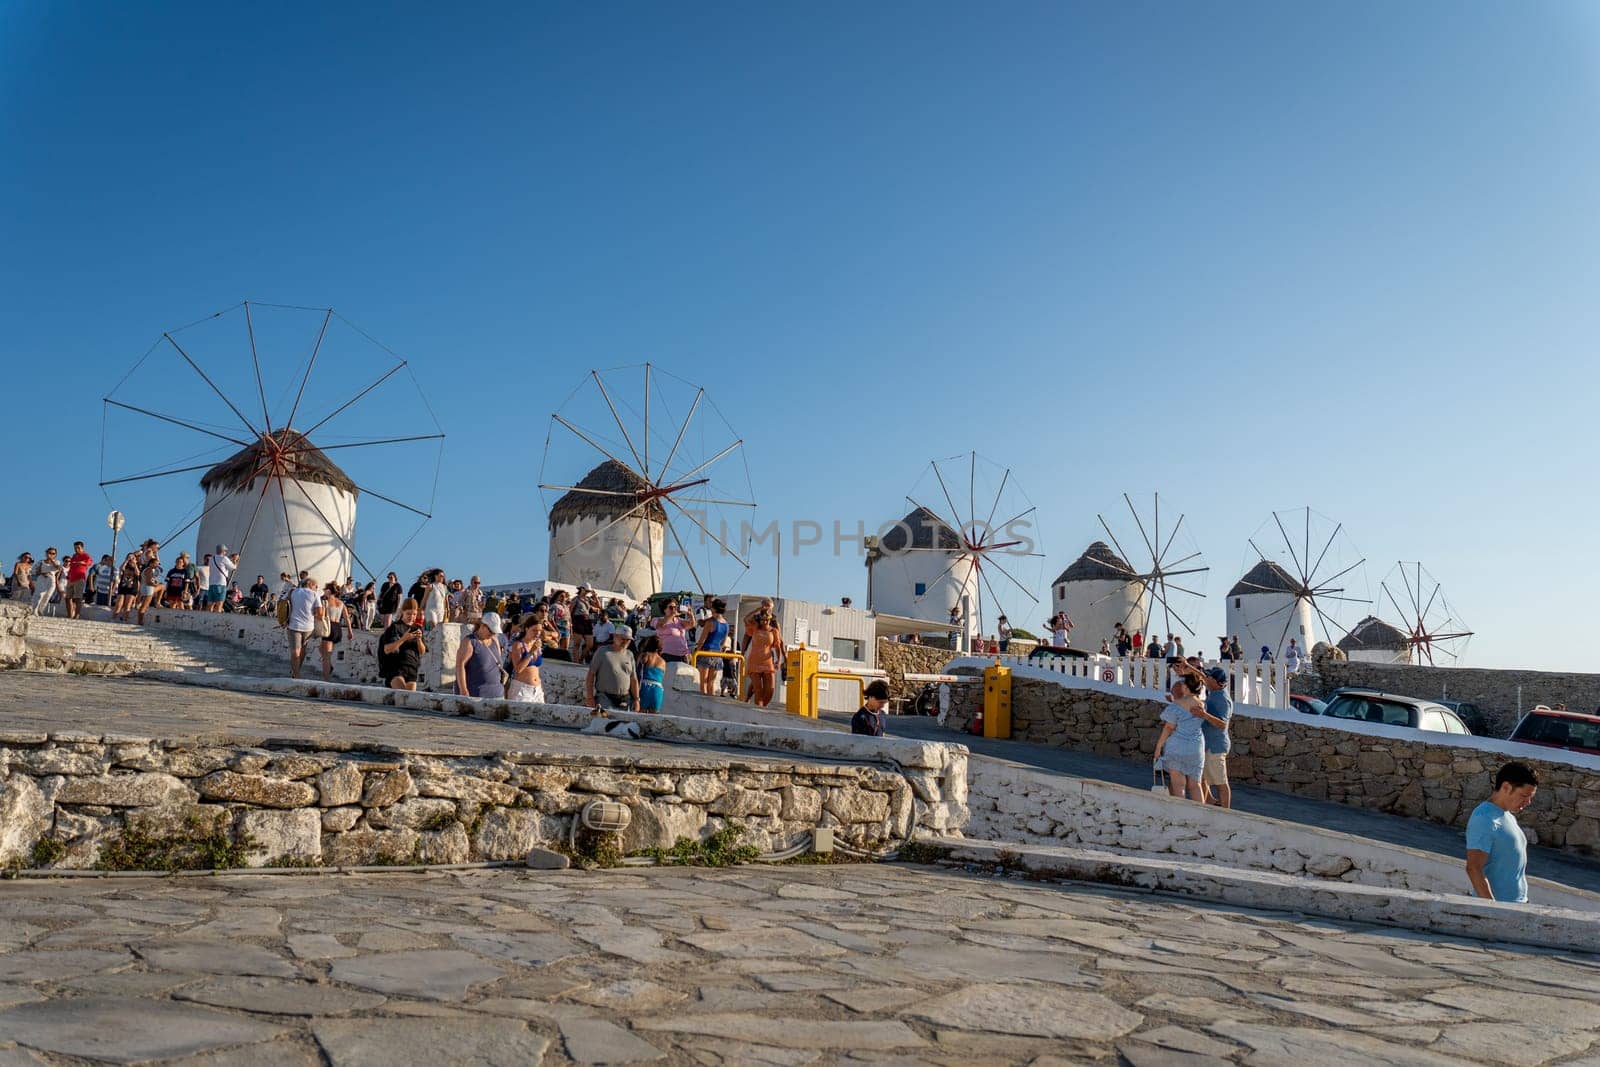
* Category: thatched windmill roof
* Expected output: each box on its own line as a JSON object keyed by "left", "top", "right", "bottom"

{"left": 879, "top": 506, "right": 962, "bottom": 553}
{"left": 1053, "top": 541, "right": 1136, "bottom": 585}
{"left": 1338, "top": 615, "right": 1409, "bottom": 651}
{"left": 1228, "top": 559, "right": 1300, "bottom": 597}
{"left": 550, "top": 460, "right": 665, "bottom": 526}
{"left": 199, "top": 430, "right": 356, "bottom": 495}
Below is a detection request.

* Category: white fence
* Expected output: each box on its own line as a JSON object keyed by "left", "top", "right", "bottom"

{"left": 951, "top": 653, "right": 1294, "bottom": 711}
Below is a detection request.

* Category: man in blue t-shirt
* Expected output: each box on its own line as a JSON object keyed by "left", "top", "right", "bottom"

{"left": 1465, "top": 761, "right": 1539, "bottom": 904}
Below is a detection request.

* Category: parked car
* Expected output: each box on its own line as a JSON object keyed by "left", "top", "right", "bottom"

{"left": 1509, "top": 706, "right": 1600, "bottom": 756}
{"left": 1437, "top": 698, "right": 1489, "bottom": 736}
{"left": 1320, "top": 689, "right": 1471, "bottom": 735}
{"left": 1289, "top": 694, "right": 1327, "bottom": 716}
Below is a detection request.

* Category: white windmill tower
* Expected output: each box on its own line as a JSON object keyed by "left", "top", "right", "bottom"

{"left": 1081, "top": 493, "right": 1209, "bottom": 652}
{"left": 1226, "top": 560, "right": 1319, "bottom": 659}
{"left": 1050, "top": 541, "right": 1150, "bottom": 649}
{"left": 546, "top": 460, "right": 667, "bottom": 599}
{"left": 1227, "top": 507, "right": 1368, "bottom": 661}
{"left": 196, "top": 431, "right": 357, "bottom": 587}
{"left": 866, "top": 453, "right": 1044, "bottom": 650}
{"left": 868, "top": 505, "right": 979, "bottom": 635}
{"left": 539, "top": 364, "right": 755, "bottom": 601}
{"left": 99, "top": 302, "right": 444, "bottom": 590}
{"left": 1337, "top": 615, "right": 1412, "bottom": 664}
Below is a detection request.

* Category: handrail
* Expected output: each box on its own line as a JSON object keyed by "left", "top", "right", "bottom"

{"left": 806, "top": 670, "right": 874, "bottom": 718}
{"left": 689, "top": 649, "right": 745, "bottom": 695}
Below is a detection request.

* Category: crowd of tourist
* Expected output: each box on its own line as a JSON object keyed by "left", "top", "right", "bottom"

{"left": 267, "top": 571, "right": 772, "bottom": 718}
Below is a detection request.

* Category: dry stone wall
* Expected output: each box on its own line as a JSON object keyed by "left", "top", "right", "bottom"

{"left": 943, "top": 675, "right": 1600, "bottom": 856}
{"left": 875, "top": 640, "right": 958, "bottom": 699}
{"left": 0, "top": 730, "right": 919, "bottom": 871}
{"left": 1301, "top": 655, "right": 1600, "bottom": 739}
{"left": 0, "top": 603, "right": 25, "bottom": 667}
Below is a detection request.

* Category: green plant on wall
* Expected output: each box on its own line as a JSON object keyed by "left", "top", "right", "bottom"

{"left": 95, "top": 815, "right": 254, "bottom": 873}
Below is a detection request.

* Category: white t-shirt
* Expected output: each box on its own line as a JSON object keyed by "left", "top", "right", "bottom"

{"left": 195, "top": 563, "right": 211, "bottom": 587}
{"left": 213, "top": 554, "right": 235, "bottom": 584}
{"left": 287, "top": 586, "right": 320, "bottom": 632}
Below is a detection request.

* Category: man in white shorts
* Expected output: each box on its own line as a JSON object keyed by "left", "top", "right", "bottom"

{"left": 286, "top": 577, "right": 322, "bottom": 679}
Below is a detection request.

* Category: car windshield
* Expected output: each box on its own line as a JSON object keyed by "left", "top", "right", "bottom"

{"left": 1514, "top": 714, "right": 1600, "bottom": 751}
{"left": 1325, "top": 696, "right": 1413, "bottom": 727}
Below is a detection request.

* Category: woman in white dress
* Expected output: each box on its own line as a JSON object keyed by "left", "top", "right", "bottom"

{"left": 32, "top": 547, "right": 62, "bottom": 615}
{"left": 422, "top": 569, "right": 449, "bottom": 629}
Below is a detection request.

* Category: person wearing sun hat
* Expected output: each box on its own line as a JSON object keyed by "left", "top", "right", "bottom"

{"left": 456, "top": 611, "right": 507, "bottom": 699}
{"left": 585, "top": 624, "right": 639, "bottom": 712}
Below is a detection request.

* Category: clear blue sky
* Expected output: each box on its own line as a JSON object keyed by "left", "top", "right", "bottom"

{"left": 4, "top": 2, "right": 1597, "bottom": 671}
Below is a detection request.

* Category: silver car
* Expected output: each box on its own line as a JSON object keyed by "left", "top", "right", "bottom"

{"left": 1321, "top": 689, "right": 1471, "bottom": 735}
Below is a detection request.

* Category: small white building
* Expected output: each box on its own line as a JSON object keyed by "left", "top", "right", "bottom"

{"left": 865, "top": 506, "right": 977, "bottom": 648}
{"left": 1051, "top": 540, "right": 1149, "bottom": 648}
{"left": 548, "top": 460, "right": 664, "bottom": 602}
{"left": 196, "top": 430, "right": 356, "bottom": 588}
{"left": 1337, "top": 615, "right": 1412, "bottom": 664}
{"left": 1225, "top": 560, "right": 1316, "bottom": 660}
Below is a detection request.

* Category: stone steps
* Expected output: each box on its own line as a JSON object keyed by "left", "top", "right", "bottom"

{"left": 24, "top": 615, "right": 286, "bottom": 679}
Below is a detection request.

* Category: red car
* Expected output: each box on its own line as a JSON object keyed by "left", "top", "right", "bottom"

{"left": 1509, "top": 707, "right": 1600, "bottom": 756}
{"left": 1289, "top": 693, "right": 1327, "bottom": 716}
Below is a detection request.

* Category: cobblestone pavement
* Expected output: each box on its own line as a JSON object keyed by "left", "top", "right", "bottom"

{"left": 841, "top": 712, "right": 1600, "bottom": 897}
{"left": 2, "top": 864, "right": 1599, "bottom": 1065}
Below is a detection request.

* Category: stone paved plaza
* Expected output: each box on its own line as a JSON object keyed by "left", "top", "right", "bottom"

{"left": 3, "top": 863, "right": 1600, "bottom": 1065}
{"left": 0, "top": 673, "right": 683, "bottom": 759}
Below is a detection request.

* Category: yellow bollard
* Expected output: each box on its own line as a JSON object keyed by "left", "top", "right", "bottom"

{"left": 983, "top": 659, "right": 1011, "bottom": 739}
{"left": 784, "top": 645, "right": 820, "bottom": 717}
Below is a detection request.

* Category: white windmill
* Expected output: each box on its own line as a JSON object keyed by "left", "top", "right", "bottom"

{"left": 1227, "top": 507, "right": 1368, "bottom": 661}
{"left": 538, "top": 364, "right": 755, "bottom": 600}
{"left": 99, "top": 302, "right": 444, "bottom": 587}
{"left": 866, "top": 453, "right": 1044, "bottom": 649}
{"left": 1080, "top": 493, "right": 1208, "bottom": 650}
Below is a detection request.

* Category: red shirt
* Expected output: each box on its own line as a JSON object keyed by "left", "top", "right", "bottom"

{"left": 65, "top": 551, "right": 93, "bottom": 582}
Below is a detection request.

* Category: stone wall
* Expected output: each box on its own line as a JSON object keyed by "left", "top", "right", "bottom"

{"left": 944, "top": 675, "right": 1600, "bottom": 856}
{"left": 874, "top": 640, "right": 957, "bottom": 700}
{"left": 964, "top": 760, "right": 1600, "bottom": 911}
{"left": 1300, "top": 655, "right": 1600, "bottom": 739}
{"left": 0, "top": 602, "right": 26, "bottom": 667}
{"left": 0, "top": 729, "right": 923, "bottom": 872}
{"left": 152, "top": 672, "right": 971, "bottom": 838}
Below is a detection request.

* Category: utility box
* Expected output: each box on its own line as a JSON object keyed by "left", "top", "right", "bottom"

{"left": 983, "top": 661, "right": 1012, "bottom": 739}
{"left": 784, "top": 645, "right": 821, "bottom": 717}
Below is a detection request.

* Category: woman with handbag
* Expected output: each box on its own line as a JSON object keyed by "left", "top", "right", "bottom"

{"left": 1153, "top": 675, "right": 1208, "bottom": 803}
{"left": 456, "top": 613, "right": 507, "bottom": 699}
{"left": 319, "top": 582, "right": 351, "bottom": 681}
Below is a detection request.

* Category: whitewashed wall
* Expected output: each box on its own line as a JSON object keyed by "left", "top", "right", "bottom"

{"left": 869, "top": 550, "right": 977, "bottom": 647}
{"left": 547, "top": 514, "right": 664, "bottom": 601}
{"left": 1225, "top": 591, "right": 1317, "bottom": 661}
{"left": 1052, "top": 576, "right": 1148, "bottom": 650}
{"left": 195, "top": 478, "right": 355, "bottom": 589}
